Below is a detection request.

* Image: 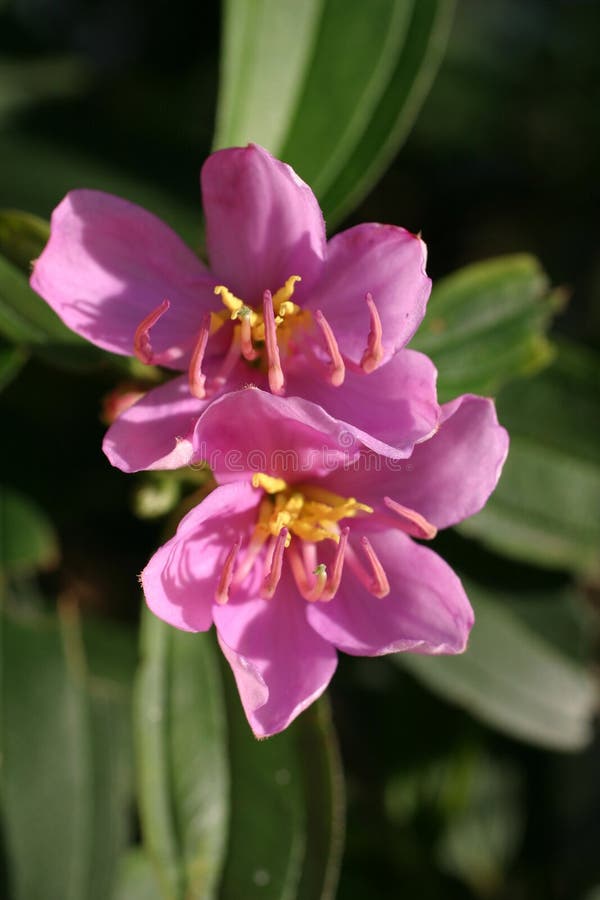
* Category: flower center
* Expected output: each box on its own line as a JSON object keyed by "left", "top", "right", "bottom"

{"left": 251, "top": 472, "right": 373, "bottom": 545}
{"left": 132, "top": 277, "right": 385, "bottom": 398}
{"left": 214, "top": 474, "right": 391, "bottom": 606}
{"left": 213, "top": 275, "right": 308, "bottom": 353}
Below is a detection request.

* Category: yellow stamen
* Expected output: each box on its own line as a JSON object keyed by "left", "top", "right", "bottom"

{"left": 252, "top": 473, "right": 373, "bottom": 544}
{"left": 252, "top": 473, "right": 288, "bottom": 494}
{"left": 272, "top": 275, "right": 302, "bottom": 313}
{"left": 212, "top": 277, "right": 307, "bottom": 363}
{"left": 214, "top": 284, "right": 244, "bottom": 316}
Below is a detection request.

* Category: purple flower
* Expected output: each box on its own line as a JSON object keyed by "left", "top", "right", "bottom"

{"left": 30, "top": 144, "right": 437, "bottom": 472}
{"left": 141, "top": 388, "right": 509, "bottom": 737}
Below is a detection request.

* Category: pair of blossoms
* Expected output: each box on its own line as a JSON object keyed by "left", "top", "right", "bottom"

{"left": 32, "top": 144, "right": 508, "bottom": 738}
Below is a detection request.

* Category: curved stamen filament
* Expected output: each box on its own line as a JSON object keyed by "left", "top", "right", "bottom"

{"left": 237, "top": 309, "right": 259, "bottom": 361}
{"left": 383, "top": 496, "right": 437, "bottom": 540}
{"left": 315, "top": 310, "right": 345, "bottom": 387}
{"left": 360, "top": 536, "right": 390, "bottom": 598}
{"left": 263, "top": 290, "right": 285, "bottom": 395}
{"left": 345, "top": 538, "right": 390, "bottom": 598}
{"left": 232, "top": 523, "right": 270, "bottom": 586}
{"left": 262, "top": 528, "right": 288, "bottom": 598}
{"left": 133, "top": 299, "right": 171, "bottom": 364}
{"left": 188, "top": 314, "right": 211, "bottom": 399}
{"left": 288, "top": 543, "right": 327, "bottom": 602}
{"left": 321, "top": 527, "right": 349, "bottom": 602}
{"left": 215, "top": 540, "right": 241, "bottom": 605}
{"left": 360, "top": 293, "right": 384, "bottom": 373}
{"left": 212, "top": 329, "right": 242, "bottom": 389}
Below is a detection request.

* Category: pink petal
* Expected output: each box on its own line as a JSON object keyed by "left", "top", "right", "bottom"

{"left": 140, "top": 482, "right": 261, "bottom": 632}
{"left": 386, "top": 394, "right": 509, "bottom": 529}
{"left": 103, "top": 374, "right": 206, "bottom": 472}
{"left": 305, "top": 224, "right": 431, "bottom": 365}
{"left": 103, "top": 359, "right": 251, "bottom": 473}
{"left": 285, "top": 349, "right": 439, "bottom": 458}
{"left": 214, "top": 569, "right": 338, "bottom": 737}
{"left": 202, "top": 144, "right": 326, "bottom": 305}
{"left": 31, "top": 190, "right": 216, "bottom": 365}
{"left": 194, "top": 388, "right": 361, "bottom": 483}
{"left": 307, "top": 530, "right": 473, "bottom": 656}
{"left": 322, "top": 394, "right": 508, "bottom": 531}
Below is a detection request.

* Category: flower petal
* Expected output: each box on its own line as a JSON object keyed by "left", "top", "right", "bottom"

{"left": 103, "top": 358, "right": 251, "bottom": 473}
{"left": 202, "top": 144, "right": 326, "bottom": 305}
{"left": 307, "top": 530, "right": 473, "bottom": 656}
{"left": 305, "top": 224, "right": 431, "bottom": 365}
{"left": 322, "top": 394, "right": 508, "bottom": 531}
{"left": 31, "top": 190, "right": 215, "bottom": 365}
{"left": 194, "top": 388, "right": 361, "bottom": 483}
{"left": 386, "top": 394, "right": 509, "bottom": 529}
{"left": 141, "top": 482, "right": 261, "bottom": 632}
{"left": 214, "top": 569, "right": 338, "bottom": 737}
{"left": 103, "top": 374, "right": 206, "bottom": 472}
{"left": 285, "top": 349, "right": 439, "bottom": 458}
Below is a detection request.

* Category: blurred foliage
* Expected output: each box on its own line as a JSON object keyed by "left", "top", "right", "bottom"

{"left": 1, "top": 1, "right": 600, "bottom": 900}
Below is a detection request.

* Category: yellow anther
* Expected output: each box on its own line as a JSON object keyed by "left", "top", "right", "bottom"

{"left": 272, "top": 275, "right": 301, "bottom": 313}
{"left": 252, "top": 473, "right": 288, "bottom": 494}
{"left": 253, "top": 478, "right": 373, "bottom": 545}
{"left": 214, "top": 285, "right": 244, "bottom": 316}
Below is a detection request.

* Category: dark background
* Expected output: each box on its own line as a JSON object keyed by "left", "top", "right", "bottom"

{"left": 1, "top": 1, "right": 599, "bottom": 897}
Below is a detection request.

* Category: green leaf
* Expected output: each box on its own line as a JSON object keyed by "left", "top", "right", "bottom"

{"left": 218, "top": 665, "right": 344, "bottom": 900}
{"left": 113, "top": 850, "right": 163, "bottom": 900}
{"left": 0, "top": 209, "right": 50, "bottom": 273}
{"left": 217, "top": 667, "right": 306, "bottom": 900}
{"left": 215, "top": 0, "right": 454, "bottom": 225}
{"left": 410, "top": 254, "right": 559, "bottom": 402}
{"left": 0, "top": 343, "right": 27, "bottom": 392}
{"left": 396, "top": 581, "right": 596, "bottom": 751}
{"left": 214, "top": 0, "right": 324, "bottom": 153}
{"left": 0, "top": 607, "right": 135, "bottom": 900}
{"left": 0, "top": 485, "right": 59, "bottom": 576}
{"left": 459, "top": 340, "right": 600, "bottom": 575}
{"left": 295, "top": 700, "right": 345, "bottom": 900}
{"left": 319, "top": 0, "right": 456, "bottom": 226}
{"left": 134, "top": 610, "right": 229, "bottom": 900}
{"left": 1, "top": 608, "right": 93, "bottom": 900}
{"left": 280, "top": 0, "right": 415, "bottom": 196}
{"left": 81, "top": 618, "right": 137, "bottom": 900}
{"left": 135, "top": 607, "right": 345, "bottom": 900}
{"left": 437, "top": 753, "right": 523, "bottom": 894}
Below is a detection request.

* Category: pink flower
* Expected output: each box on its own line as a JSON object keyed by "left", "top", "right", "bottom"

{"left": 141, "top": 388, "right": 509, "bottom": 737}
{"left": 30, "top": 144, "right": 437, "bottom": 473}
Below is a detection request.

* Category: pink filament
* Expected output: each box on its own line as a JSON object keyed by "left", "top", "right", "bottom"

{"left": 188, "top": 314, "right": 211, "bottom": 399}
{"left": 262, "top": 528, "right": 288, "bottom": 598}
{"left": 133, "top": 299, "right": 171, "bottom": 364}
{"left": 263, "top": 290, "right": 285, "bottom": 394}
{"left": 315, "top": 310, "right": 346, "bottom": 387}
{"left": 288, "top": 543, "right": 327, "bottom": 602}
{"left": 215, "top": 540, "right": 240, "bottom": 605}
{"left": 239, "top": 313, "right": 259, "bottom": 362}
{"left": 345, "top": 538, "right": 390, "bottom": 598}
{"left": 360, "top": 293, "right": 384, "bottom": 373}
{"left": 212, "top": 329, "right": 242, "bottom": 389}
{"left": 360, "top": 536, "right": 390, "bottom": 598}
{"left": 233, "top": 527, "right": 269, "bottom": 585}
{"left": 321, "top": 527, "right": 349, "bottom": 602}
{"left": 383, "top": 496, "right": 437, "bottom": 540}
